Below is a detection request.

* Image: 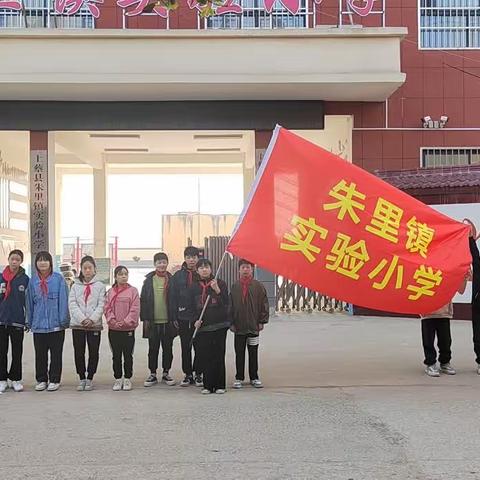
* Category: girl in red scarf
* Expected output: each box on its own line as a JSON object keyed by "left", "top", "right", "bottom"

{"left": 0, "top": 249, "right": 29, "bottom": 393}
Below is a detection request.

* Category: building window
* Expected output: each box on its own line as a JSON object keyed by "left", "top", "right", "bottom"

{"left": 419, "top": 0, "right": 480, "bottom": 49}
{"left": 422, "top": 148, "right": 480, "bottom": 167}
{"left": 205, "top": 0, "right": 310, "bottom": 29}
{"left": 0, "top": 0, "right": 94, "bottom": 28}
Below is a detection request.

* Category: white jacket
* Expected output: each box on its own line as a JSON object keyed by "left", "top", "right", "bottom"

{"left": 69, "top": 276, "right": 106, "bottom": 330}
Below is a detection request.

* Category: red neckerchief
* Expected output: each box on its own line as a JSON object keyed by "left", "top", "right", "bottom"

{"left": 200, "top": 278, "right": 213, "bottom": 305}
{"left": 83, "top": 281, "right": 94, "bottom": 305}
{"left": 187, "top": 269, "right": 194, "bottom": 287}
{"left": 39, "top": 272, "right": 51, "bottom": 297}
{"left": 155, "top": 271, "right": 169, "bottom": 299}
{"left": 106, "top": 284, "right": 129, "bottom": 314}
{"left": 1, "top": 266, "right": 16, "bottom": 300}
{"left": 240, "top": 275, "right": 253, "bottom": 303}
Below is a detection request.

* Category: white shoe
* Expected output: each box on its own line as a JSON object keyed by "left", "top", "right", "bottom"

{"left": 77, "top": 379, "right": 87, "bottom": 391}
{"left": 47, "top": 383, "right": 60, "bottom": 392}
{"left": 11, "top": 381, "right": 23, "bottom": 392}
{"left": 84, "top": 379, "right": 93, "bottom": 391}
{"left": 35, "top": 382, "right": 47, "bottom": 391}
{"left": 440, "top": 363, "right": 456, "bottom": 375}
{"left": 425, "top": 364, "right": 440, "bottom": 377}
{"left": 477, "top": 365, "right": 480, "bottom": 375}
{"left": 215, "top": 389, "right": 226, "bottom": 394}
{"left": 0, "top": 381, "right": 7, "bottom": 393}
{"left": 123, "top": 378, "right": 132, "bottom": 391}
{"left": 232, "top": 380, "right": 242, "bottom": 389}
{"left": 113, "top": 379, "right": 123, "bottom": 391}
{"left": 251, "top": 379, "right": 263, "bottom": 388}
{"left": 201, "top": 388, "right": 211, "bottom": 395}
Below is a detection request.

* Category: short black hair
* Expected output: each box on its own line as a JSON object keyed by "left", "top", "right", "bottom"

{"left": 153, "top": 252, "right": 169, "bottom": 264}
{"left": 184, "top": 246, "right": 200, "bottom": 258}
{"left": 196, "top": 258, "right": 212, "bottom": 270}
{"left": 35, "top": 251, "right": 53, "bottom": 273}
{"left": 239, "top": 259, "right": 254, "bottom": 268}
{"left": 8, "top": 249, "right": 24, "bottom": 262}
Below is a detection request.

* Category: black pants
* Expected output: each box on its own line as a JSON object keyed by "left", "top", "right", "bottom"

{"left": 179, "top": 321, "right": 201, "bottom": 376}
{"left": 472, "top": 306, "right": 480, "bottom": 364}
{"left": 33, "top": 330, "right": 65, "bottom": 383}
{"left": 0, "top": 325, "right": 24, "bottom": 381}
{"left": 72, "top": 329, "right": 101, "bottom": 380}
{"left": 108, "top": 330, "right": 135, "bottom": 379}
{"left": 234, "top": 334, "right": 259, "bottom": 381}
{"left": 421, "top": 318, "right": 452, "bottom": 366}
{"left": 148, "top": 323, "right": 173, "bottom": 374}
{"left": 196, "top": 328, "right": 227, "bottom": 391}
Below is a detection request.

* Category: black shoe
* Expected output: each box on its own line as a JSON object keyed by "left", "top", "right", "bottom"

{"left": 194, "top": 374, "right": 203, "bottom": 387}
{"left": 180, "top": 375, "right": 193, "bottom": 387}
{"left": 144, "top": 374, "right": 158, "bottom": 387}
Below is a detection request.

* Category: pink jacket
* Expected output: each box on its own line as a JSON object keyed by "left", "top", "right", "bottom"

{"left": 104, "top": 284, "right": 140, "bottom": 331}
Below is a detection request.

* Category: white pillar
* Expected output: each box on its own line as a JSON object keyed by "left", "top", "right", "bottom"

{"left": 93, "top": 163, "right": 108, "bottom": 258}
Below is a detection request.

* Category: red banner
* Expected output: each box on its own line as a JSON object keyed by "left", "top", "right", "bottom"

{"left": 227, "top": 127, "right": 471, "bottom": 315}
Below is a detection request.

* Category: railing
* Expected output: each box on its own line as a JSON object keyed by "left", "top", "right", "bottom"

{"left": 0, "top": 0, "right": 94, "bottom": 28}
{"left": 276, "top": 275, "right": 350, "bottom": 313}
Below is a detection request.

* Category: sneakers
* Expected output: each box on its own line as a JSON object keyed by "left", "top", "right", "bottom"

{"left": 0, "top": 381, "right": 7, "bottom": 393}
{"left": 425, "top": 364, "right": 440, "bottom": 377}
{"left": 440, "top": 363, "right": 456, "bottom": 375}
{"left": 194, "top": 374, "right": 203, "bottom": 387}
{"left": 84, "top": 379, "right": 93, "bottom": 391}
{"left": 11, "top": 381, "right": 23, "bottom": 392}
{"left": 181, "top": 375, "right": 193, "bottom": 387}
{"left": 123, "top": 378, "right": 132, "bottom": 391}
{"left": 162, "top": 372, "right": 176, "bottom": 386}
{"left": 215, "top": 389, "right": 226, "bottom": 394}
{"left": 232, "top": 380, "right": 243, "bottom": 389}
{"left": 77, "top": 379, "right": 87, "bottom": 391}
{"left": 477, "top": 365, "right": 480, "bottom": 375}
{"left": 144, "top": 374, "right": 158, "bottom": 387}
{"left": 47, "top": 383, "right": 60, "bottom": 392}
{"left": 201, "top": 388, "right": 211, "bottom": 394}
{"left": 113, "top": 379, "right": 123, "bottom": 391}
{"left": 251, "top": 379, "right": 263, "bottom": 388}
{"left": 35, "top": 382, "right": 47, "bottom": 391}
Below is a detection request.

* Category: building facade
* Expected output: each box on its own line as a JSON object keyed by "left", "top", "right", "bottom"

{"left": 0, "top": 0, "right": 478, "bottom": 314}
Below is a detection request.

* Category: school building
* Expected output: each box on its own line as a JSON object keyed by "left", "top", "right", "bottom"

{"left": 0, "top": 0, "right": 478, "bottom": 314}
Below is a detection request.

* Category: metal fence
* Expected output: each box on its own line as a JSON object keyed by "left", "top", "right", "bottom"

{"left": 276, "top": 276, "right": 349, "bottom": 313}
{"left": 203, "top": 235, "right": 239, "bottom": 290}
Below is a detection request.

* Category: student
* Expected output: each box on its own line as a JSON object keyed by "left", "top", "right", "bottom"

{"left": 26, "top": 251, "right": 69, "bottom": 392}
{"left": 169, "top": 246, "right": 203, "bottom": 387}
{"left": 465, "top": 218, "right": 480, "bottom": 374}
{"left": 105, "top": 266, "right": 140, "bottom": 391}
{"left": 422, "top": 272, "right": 468, "bottom": 377}
{"left": 230, "top": 259, "right": 269, "bottom": 389}
{"left": 188, "top": 258, "right": 230, "bottom": 394}
{"left": 141, "top": 252, "right": 177, "bottom": 387}
{"left": 0, "top": 250, "right": 29, "bottom": 393}
{"left": 69, "top": 256, "right": 106, "bottom": 391}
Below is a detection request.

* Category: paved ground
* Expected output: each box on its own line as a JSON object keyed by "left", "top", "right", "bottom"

{"left": 1, "top": 312, "right": 480, "bottom": 480}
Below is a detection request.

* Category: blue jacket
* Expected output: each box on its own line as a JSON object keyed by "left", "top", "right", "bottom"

{"left": 26, "top": 272, "right": 70, "bottom": 333}
{"left": 0, "top": 268, "right": 29, "bottom": 328}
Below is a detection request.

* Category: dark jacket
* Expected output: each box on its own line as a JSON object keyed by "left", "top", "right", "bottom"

{"left": 0, "top": 267, "right": 29, "bottom": 328}
{"left": 187, "top": 277, "right": 231, "bottom": 333}
{"left": 169, "top": 263, "right": 199, "bottom": 325}
{"left": 470, "top": 237, "right": 480, "bottom": 308}
{"left": 140, "top": 271, "right": 177, "bottom": 338}
{"left": 230, "top": 278, "right": 269, "bottom": 336}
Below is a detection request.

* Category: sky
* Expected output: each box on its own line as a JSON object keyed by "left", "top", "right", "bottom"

{"left": 61, "top": 173, "right": 244, "bottom": 247}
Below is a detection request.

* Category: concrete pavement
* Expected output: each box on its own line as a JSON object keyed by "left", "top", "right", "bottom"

{"left": 1, "top": 312, "right": 480, "bottom": 480}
